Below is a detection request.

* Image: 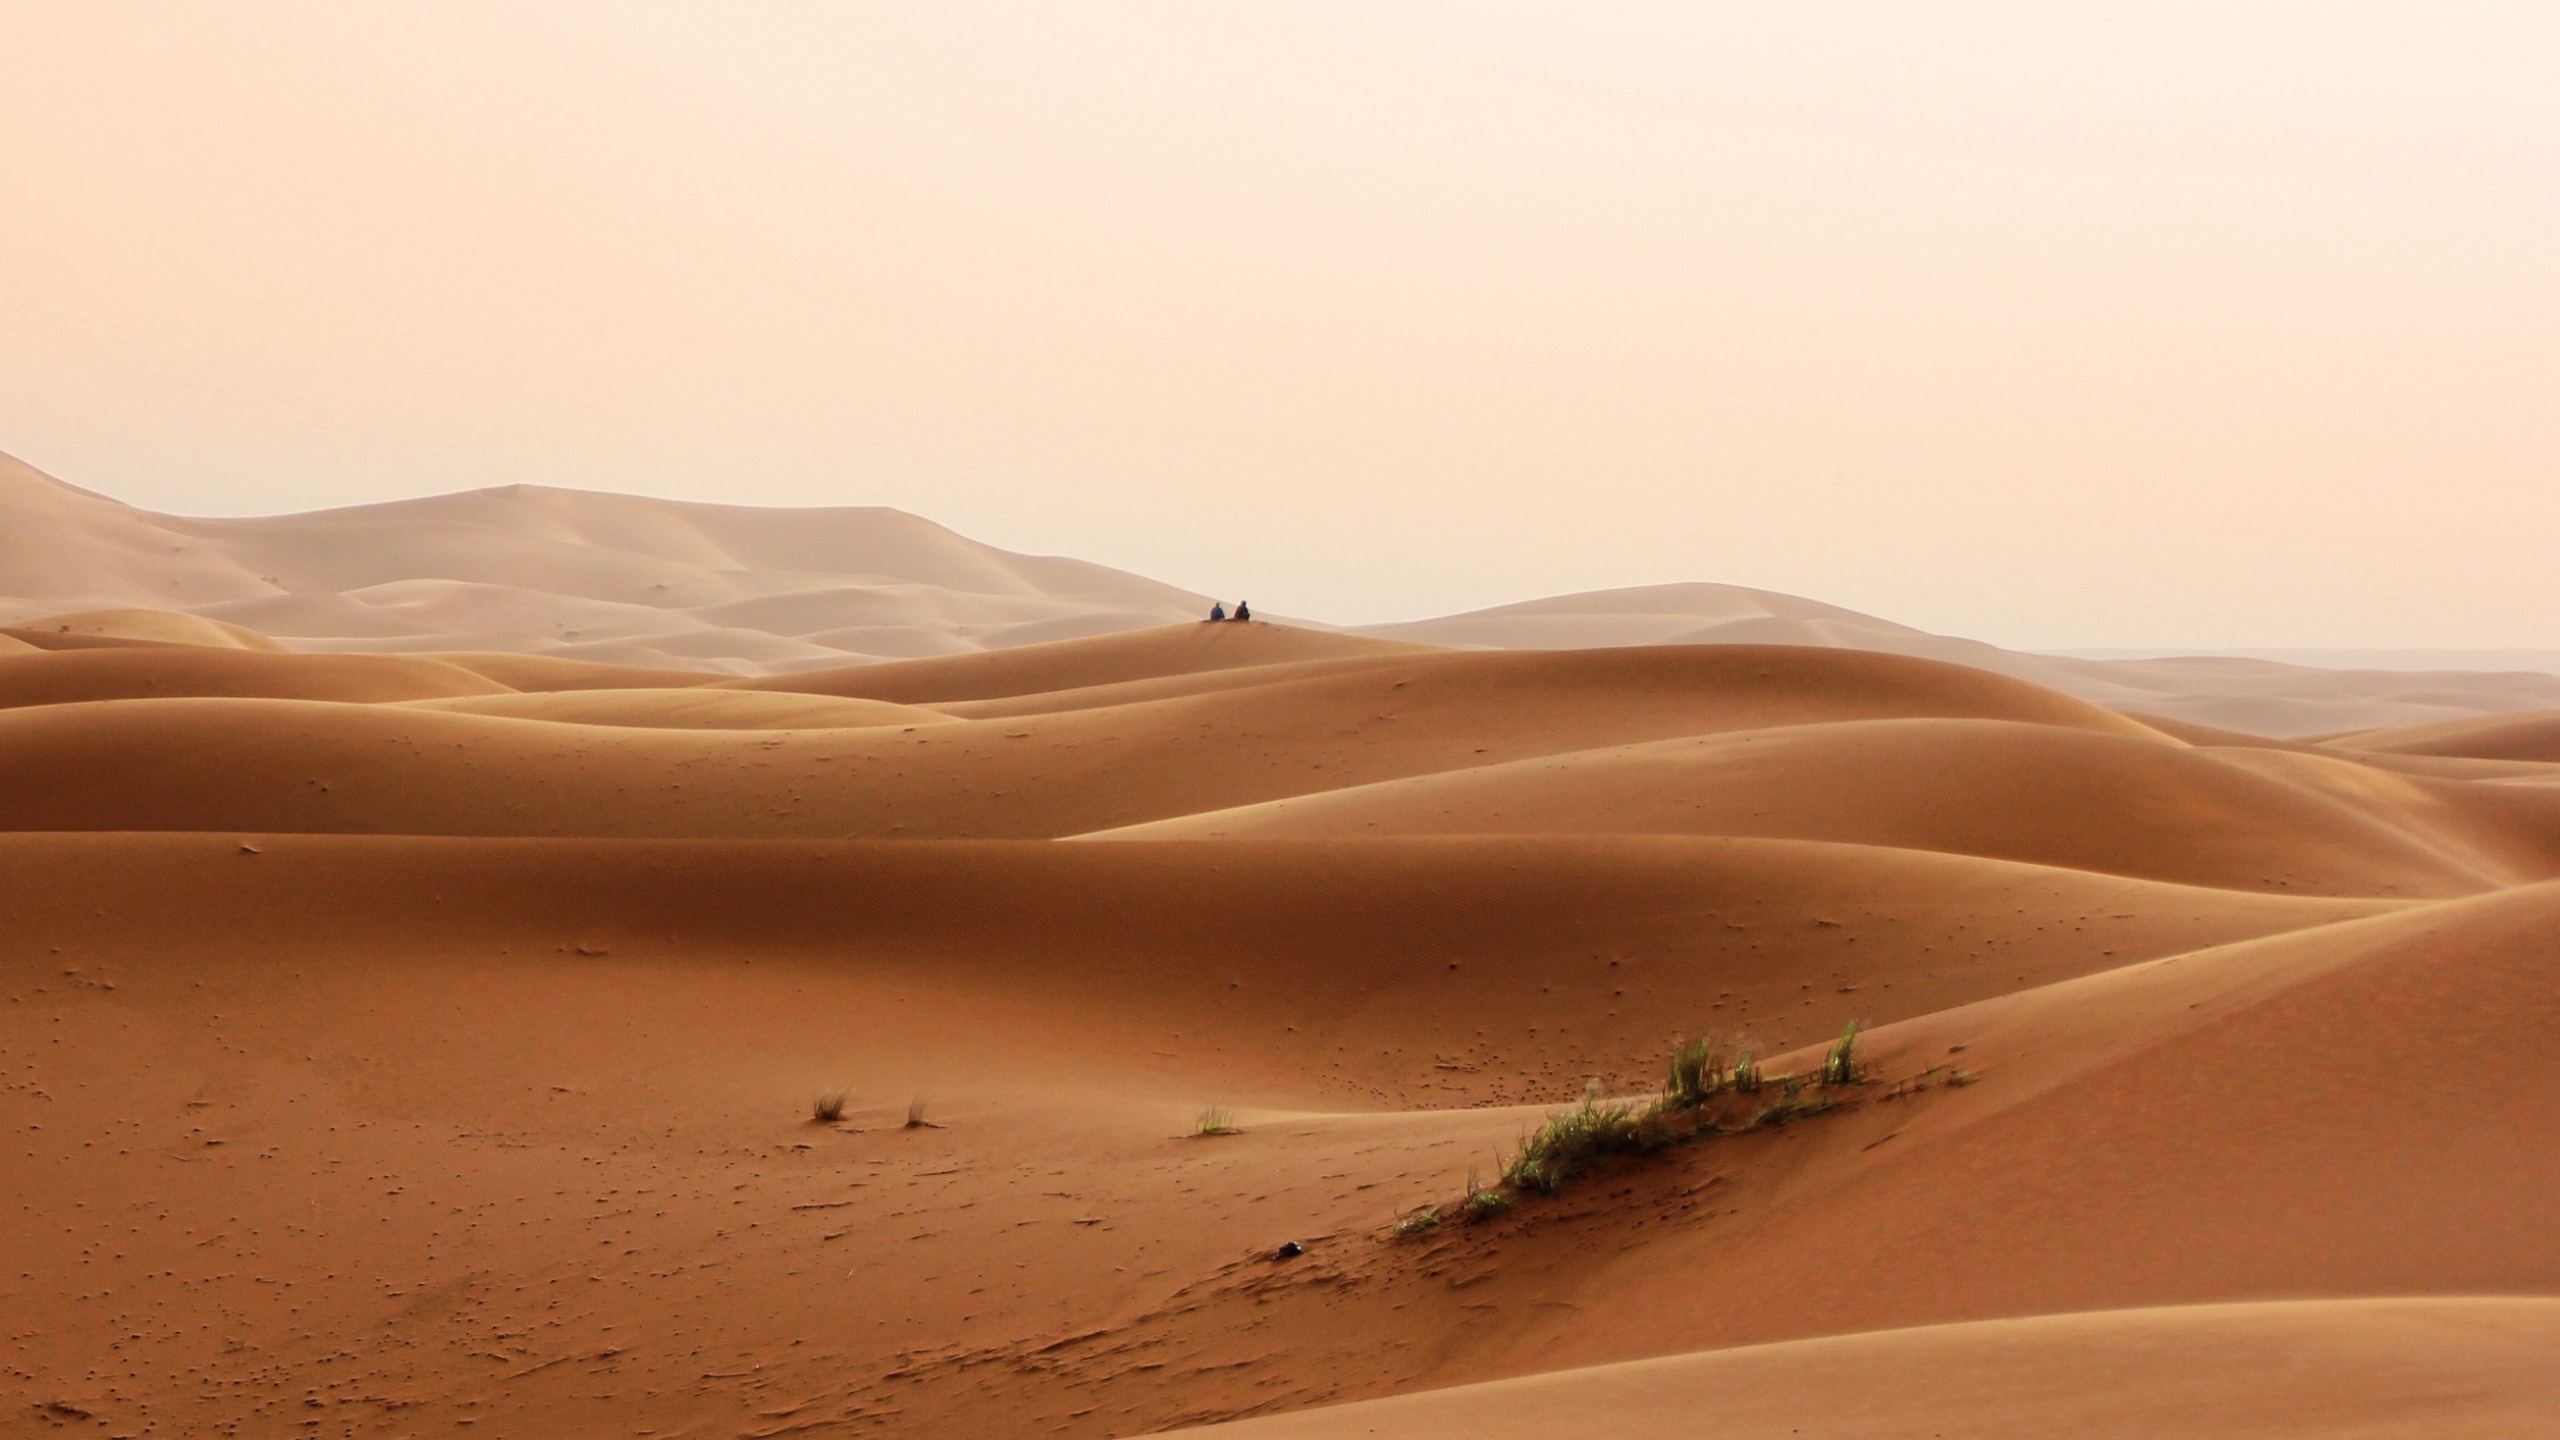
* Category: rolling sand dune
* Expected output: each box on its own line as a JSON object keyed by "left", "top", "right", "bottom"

{"left": 1169, "top": 1300, "right": 2560, "bottom": 1439}
{"left": 1094, "top": 716, "right": 2560, "bottom": 897}
{"left": 1353, "top": 582, "right": 2560, "bottom": 735}
{"left": 0, "top": 449, "right": 1211, "bottom": 671}
{"left": 2326, "top": 708, "right": 2560, "bottom": 763}
{"left": 401, "top": 688, "right": 957, "bottom": 731}
{"left": 0, "top": 832, "right": 2409, "bottom": 1435}
{"left": 6, "top": 519, "right": 2559, "bottom": 1436}
{"left": 0, "top": 643, "right": 2182, "bottom": 840}
{"left": 0, "top": 645, "right": 509, "bottom": 711}
{"left": 9, "top": 448, "right": 2560, "bottom": 730}
{"left": 720, "top": 621, "right": 1433, "bottom": 702}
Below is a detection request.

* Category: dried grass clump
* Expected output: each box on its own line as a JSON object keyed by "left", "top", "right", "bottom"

{"left": 904, "top": 1095, "right": 934, "bottom": 1129}
{"left": 811, "top": 1090, "right": 848, "bottom": 1123}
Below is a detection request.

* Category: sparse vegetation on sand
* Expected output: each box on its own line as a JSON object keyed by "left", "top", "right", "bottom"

{"left": 1822, "top": 1019, "right": 1863, "bottom": 1086}
{"left": 1389, "top": 1205, "right": 1443, "bottom": 1237}
{"left": 1195, "top": 1104, "right": 1238, "bottom": 1137}
{"left": 905, "top": 1095, "right": 934, "bottom": 1129}
{"left": 1400, "top": 1026, "right": 1873, "bottom": 1226}
{"left": 811, "top": 1090, "right": 848, "bottom": 1123}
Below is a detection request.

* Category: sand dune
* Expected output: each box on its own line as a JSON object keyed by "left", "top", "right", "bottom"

{"left": 721, "top": 620, "right": 1431, "bottom": 703}
{"left": 0, "top": 448, "right": 1210, "bottom": 671}
{"left": 7, "top": 490, "right": 2559, "bottom": 1438}
{"left": 0, "top": 645, "right": 510, "bottom": 711}
{"left": 1354, "top": 582, "right": 2560, "bottom": 735}
{"left": 402, "top": 687, "right": 956, "bottom": 731}
{"left": 1167, "top": 1299, "right": 2560, "bottom": 1439}
{"left": 2327, "top": 708, "right": 2560, "bottom": 763}
{"left": 0, "top": 643, "right": 2180, "bottom": 839}
{"left": 1096, "top": 716, "right": 2560, "bottom": 897}
{"left": 12, "top": 605, "right": 287, "bottom": 650}
{"left": 9, "top": 448, "right": 2560, "bottom": 731}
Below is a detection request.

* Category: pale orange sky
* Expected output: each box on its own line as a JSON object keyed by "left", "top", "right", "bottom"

{"left": 2, "top": 3, "right": 2553, "bottom": 647}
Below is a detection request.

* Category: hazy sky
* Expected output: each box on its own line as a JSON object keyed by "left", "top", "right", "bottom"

{"left": 4, "top": 3, "right": 2554, "bottom": 646}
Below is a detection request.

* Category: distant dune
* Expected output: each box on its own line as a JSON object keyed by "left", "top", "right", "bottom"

{"left": 9, "top": 452, "right": 2560, "bottom": 1436}
{"left": 9, "top": 448, "right": 2559, "bottom": 733}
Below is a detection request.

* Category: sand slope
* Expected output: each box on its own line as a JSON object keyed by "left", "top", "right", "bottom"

{"left": 5, "top": 605, "right": 2558, "bottom": 1437}
{"left": 1095, "top": 716, "right": 2560, "bottom": 897}
{"left": 1166, "top": 1299, "right": 2560, "bottom": 1439}
{"left": 0, "top": 643, "right": 2185, "bottom": 840}
{"left": 0, "top": 646, "right": 511, "bottom": 711}
{"left": 10, "top": 448, "right": 2560, "bottom": 730}
{"left": 2326, "top": 708, "right": 2560, "bottom": 763}
{"left": 0, "top": 449, "right": 1211, "bottom": 670}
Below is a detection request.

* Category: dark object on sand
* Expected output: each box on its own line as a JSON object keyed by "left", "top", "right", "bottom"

{"left": 1273, "top": 1240, "right": 1304, "bottom": 1260}
{"left": 1234, "top": 600, "right": 1251, "bottom": 621}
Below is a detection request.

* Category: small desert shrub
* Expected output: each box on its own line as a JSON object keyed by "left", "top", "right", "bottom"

{"left": 1663, "top": 1035, "right": 1724, "bottom": 1109}
{"left": 1195, "top": 1104, "right": 1237, "bottom": 1137}
{"left": 811, "top": 1090, "right": 848, "bottom": 1123}
{"left": 1731, "top": 1046, "right": 1764, "bottom": 1094}
{"left": 1390, "top": 1205, "right": 1443, "bottom": 1237}
{"left": 1821, "top": 1020, "right": 1864, "bottom": 1086}
{"left": 1461, "top": 1187, "right": 1515, "bottom": 1221}
{"left": 1503, "top": 1097, "right": 1649, "bottom": 1195}
{"left": 905, "top": 1095, "right": 932, "bottom": 1129}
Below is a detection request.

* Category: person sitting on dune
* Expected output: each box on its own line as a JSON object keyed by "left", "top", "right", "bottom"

{"left": 1206, "top": 601, "right": 1226, "bottom": 622}
{"left": 1234, "top": 600, "right": 1251, "bottom": 621}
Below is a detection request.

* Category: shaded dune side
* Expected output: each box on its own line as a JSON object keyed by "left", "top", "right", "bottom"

{"left": 0, "top": 647, "right": 2174, "bottom": 839}
{"left": 717, "top": 622, "right": 1437, "bottom": 702}
{"left": 1093, "top": 718, "right": 2560, "bottom": 898}
{"left": 2328, "top": 708, "right": 2560, "bottom": 763}
{"left": 0, "top": 647, "right": 513, "bottom": 710}
{"left": 1165, "top": 1299, "right": 2560, "bottom": 1440}
{"left": 0, "top": 833, "right": 2397, "bottom": 1104}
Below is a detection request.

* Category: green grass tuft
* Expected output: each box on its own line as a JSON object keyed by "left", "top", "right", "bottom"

{"left": 1821, "top": 1019, "right": 1865, "bottom": 1086}
{"left": 1502, "top": 1096, "right": 1652, "bottom": 1195}
{"left": 1662, "top": 1034, "right": 1725, "bottom": 1109}
{"left": 1390, "top": 1205, "right": 1444, "bottom": 1237}
{"left": 1195, "top": 1104, "right": 1238, "bottom": 1137}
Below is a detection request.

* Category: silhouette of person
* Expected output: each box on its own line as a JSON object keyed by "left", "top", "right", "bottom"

{"left": 1207, "top": 601, "right": 1226, "bottom": 622}
{"left": 1234, "top": 601, "right": 1252, "bottom": 622}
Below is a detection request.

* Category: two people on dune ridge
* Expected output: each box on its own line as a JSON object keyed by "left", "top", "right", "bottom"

{"left": 1205, "top": 600, "right": 1251, "bottom": 622}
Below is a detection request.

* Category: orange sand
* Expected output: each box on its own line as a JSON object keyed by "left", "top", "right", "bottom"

{"left": 6, "top": 617, "right": 2557, "bottom": 1437}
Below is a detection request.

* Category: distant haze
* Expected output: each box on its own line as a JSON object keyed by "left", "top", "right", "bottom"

{"left": 4, "top": 3, "right": 2554, "bottom": 649}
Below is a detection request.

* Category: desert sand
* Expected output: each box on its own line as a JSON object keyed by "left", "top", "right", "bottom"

{"left": 7, "top": 461, "right": 2560, "bottom": 1436}
{"left": 11, "top": 448, "right": 2560, "bottom": 731}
